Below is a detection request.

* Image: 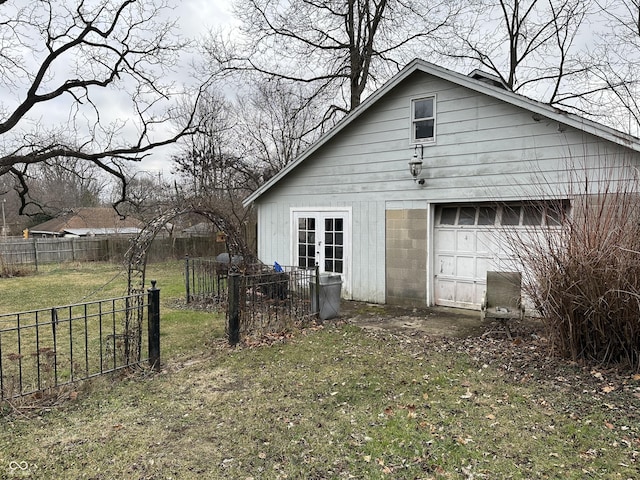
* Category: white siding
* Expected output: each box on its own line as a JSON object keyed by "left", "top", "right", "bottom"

{"left": 255, "top": 70, "right": 640, "bottom": 304}
{"left": 256, "top": 200, "right": 385, "bottom": 301}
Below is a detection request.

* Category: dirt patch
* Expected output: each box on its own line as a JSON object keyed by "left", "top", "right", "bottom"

{"left": 337, "top": 300, "right": 539, "bottom": 339}
{"left": 336, "top": 300, "right": 640, "bottom": 404}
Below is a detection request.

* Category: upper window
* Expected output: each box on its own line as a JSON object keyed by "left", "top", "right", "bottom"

{"left": 412, "top": 97, "right": 435, "bottom": 143}
{"left": 436, "top": 202, "right": 568, "bottom": 227}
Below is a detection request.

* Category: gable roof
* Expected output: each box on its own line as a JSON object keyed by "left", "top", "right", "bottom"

{"left": 244, "top": 58, "right": 640, "bottom": 207}
{"left": 30, "top": 207, "right": 143, "bottom": 236}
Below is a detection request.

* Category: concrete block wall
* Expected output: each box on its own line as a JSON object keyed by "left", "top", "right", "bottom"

{"left": 385, "top": 209, "right": 427, "bottom": 306}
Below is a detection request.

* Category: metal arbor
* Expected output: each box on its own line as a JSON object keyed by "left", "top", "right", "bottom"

{"left": 122, "top": 207, "right": 184, "bottom": 364}
{"left": 121, "top": 205, "right": 254, "bottom": 363}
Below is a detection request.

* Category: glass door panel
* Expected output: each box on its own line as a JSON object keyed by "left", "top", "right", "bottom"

{"left": 293, "top": 212, "right": 347, "bottom": 275}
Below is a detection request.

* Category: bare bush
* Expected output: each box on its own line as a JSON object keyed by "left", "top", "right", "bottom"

{"left": 509, "top": 159, "right": 640, "bottom": 370}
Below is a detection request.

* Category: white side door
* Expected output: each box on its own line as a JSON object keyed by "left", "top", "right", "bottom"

{"left": 292, "top": 210, "right": 351, "bottom": 296}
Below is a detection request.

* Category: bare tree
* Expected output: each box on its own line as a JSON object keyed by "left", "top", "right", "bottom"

{"left": 208, "top": 0, "right": 461, "bottom": 119}
{"left": 234, "top": 79, "right": 321, "bottom": 181}
{"left": 172, "top": 78, "right": 318, "bottom": 199}
{"left": 590, "top": 0, "right": 640, "bottom": 135}
{"left": 28, "top": 158, "right": 107, "bottom": 212}
{"left": 439, "top": 0, "right": 640, "bottom": 135}
{"left": 441, "top": 0, "right": 592, "bottom": 102}
{"left": 168, "top": 86, "right": 261, "bottom": 257}
{"left": 0, "top": 0, "right": 207, "bottom": 213}
{"left": 172, "top": 90, "right": 235, "bottom": 196}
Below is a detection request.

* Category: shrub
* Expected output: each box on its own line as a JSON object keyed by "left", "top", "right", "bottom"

{"left": 0, "top": 253, "right": 29, "bottom": 278}
{"left": 511, "top": 161, "right": 640, "bottom": 370}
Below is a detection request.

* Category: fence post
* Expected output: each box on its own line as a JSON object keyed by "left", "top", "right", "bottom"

{"left": 228, "top": 271, "right": 240, "bottom": 345}
{"left": 33, "top": 239, "right": 39, "bottom": 271}
{"left": 184, "top": 255, "right": 190, "bottom": 304}
{"left": 314, "top": 264, "right": 320, "bottom": 317}
{"left": 148, "top": 280, "right": 161, "bottom": 371}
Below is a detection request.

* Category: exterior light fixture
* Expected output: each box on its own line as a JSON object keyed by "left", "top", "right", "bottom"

{"left": 409, "top": 144, "right": 425, "bottom": 185}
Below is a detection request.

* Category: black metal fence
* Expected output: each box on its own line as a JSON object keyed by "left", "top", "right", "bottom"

{"left": 184, "top": 256, "right": 228, "bottom": 304}
{"left": 184, "top": 256, "right": 317, "bottom": 340}
{"left": 228, "top": 266, "right": 317, "bottom": 341}
{"left": 0, "top": 288, "right": 160, "bottom": 400}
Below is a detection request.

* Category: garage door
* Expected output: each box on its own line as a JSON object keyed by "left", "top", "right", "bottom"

{"left": 433, "top": 203, "right": 563, "bottom": 309}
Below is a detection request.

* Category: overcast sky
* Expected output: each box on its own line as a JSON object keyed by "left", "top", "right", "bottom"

{"left": 177, "top": 0, "right": 234, "bottom": 36}
{"left": 137, "top": 0, "right": 235, "bottom": 175}
{"left": 10, "top": 1, "right": 633, "bottom": 180}
{"left": 1, "top": 0, "right": 237, "bottom": 181}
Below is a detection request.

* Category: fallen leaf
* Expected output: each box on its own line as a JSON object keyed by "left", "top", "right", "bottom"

{"left": 602, "top": 385, "right": 616, "bottom": 393}
{"left": 384, "top": 407, "right": 394, "bottom": 416}
{"left": 486, "top": 413, "right": 496, "bottom": 420}
{"left": 605, "top": 422, "right": 615, "bottom": 430}
{"left": 258, "top": 452, "right": 267, "bottom": 459}
{"left": 456, "top": 436, "right": 473, "bottom": 445}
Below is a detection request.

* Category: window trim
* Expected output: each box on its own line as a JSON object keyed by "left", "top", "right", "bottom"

{"left": 411, "top": 95, "right": 436, "bottom": 144}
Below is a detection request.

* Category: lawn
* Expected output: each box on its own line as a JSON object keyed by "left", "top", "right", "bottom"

{"left": 1, "top": 262, "right": 639, "bottom": 479}
{"left": 0, "top": 261, "right": 219, "bottom": 362}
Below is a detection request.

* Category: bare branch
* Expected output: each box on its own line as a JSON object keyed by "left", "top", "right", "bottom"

{"left": 215, "top": 0, "right": 460, "bottom": 116}
{"left": 0, "top": 0, "right": 211, "bottom": 212}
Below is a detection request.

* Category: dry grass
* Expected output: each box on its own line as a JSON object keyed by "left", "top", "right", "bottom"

{"left": 1, "top": 262, "right": 640, "bottom": 478}
{"left": 1, "top": 323, "right": 639, "bottom": 479}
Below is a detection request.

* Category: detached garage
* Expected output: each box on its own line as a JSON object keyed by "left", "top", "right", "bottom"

{"left": 243, "top": 59, "right": 640, "bottom": 311}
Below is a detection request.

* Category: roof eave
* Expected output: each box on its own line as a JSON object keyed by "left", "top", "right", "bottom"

{"left": 242, "top": 60, "right": 424, "bottom": 208}
{"left": 243, "top": 58, "right": 640, "bottom": 207}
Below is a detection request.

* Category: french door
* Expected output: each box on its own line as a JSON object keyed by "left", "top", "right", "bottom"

{"left": 292, "top": 210, "right": 350, "bottom": 284}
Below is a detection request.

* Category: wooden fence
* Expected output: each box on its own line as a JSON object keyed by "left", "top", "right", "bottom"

{"left": 0, "top": 236, "right": 223, "bottom": 267}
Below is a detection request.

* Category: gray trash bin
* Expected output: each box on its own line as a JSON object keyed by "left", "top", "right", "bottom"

{"left": 310, "top": 273, "right": 342, "bottom": 320}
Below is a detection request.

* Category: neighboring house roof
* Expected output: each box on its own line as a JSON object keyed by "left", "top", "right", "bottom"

{"left": 181, "top": 222, "right": 215, "bottom": 236}
{"left": 29, "top": 207, "right": 143, "bottom": 236}
{"left": 61, "top": 227, "right": 142, "bottom": 236}
{"left": 244, "top": 58, "right": 640, "bottom": 207}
